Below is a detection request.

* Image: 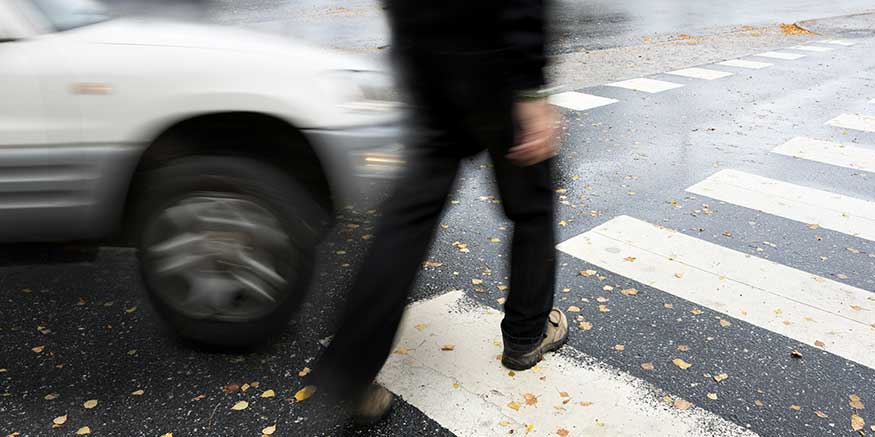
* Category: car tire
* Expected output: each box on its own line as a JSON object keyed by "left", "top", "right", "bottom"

{"left": 132, "top": 155, "right": 329, "bottom": 347}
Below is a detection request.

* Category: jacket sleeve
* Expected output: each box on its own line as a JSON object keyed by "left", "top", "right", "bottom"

{"left": 500, "top": 0, "right": 548, "bottom": 91}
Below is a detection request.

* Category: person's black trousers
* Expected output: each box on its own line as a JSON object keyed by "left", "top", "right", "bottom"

{"left": 313, "top": 49, "right": 556, "bottom": 400}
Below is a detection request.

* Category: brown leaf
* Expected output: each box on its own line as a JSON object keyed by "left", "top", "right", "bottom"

{"left": 298, "top": 367, "right": 311, "bottom": 377}
{"left": 713, "top": 373, "right": 729, "bottom": 383}
{"left": 641, "top": 362, "right": 655, "bottom": 371}
{"left": 524, "top": 393, "right": 538, "bottom": 406}
{"left": 790, "top": 350, "right": 803, "bottom": 359}
{"left": 672, "top": 358, "right": 692, "bottom": 370}
{"left": 814, "top": 340, "right": 825, "bottom": 348}
{"left": 851, "top": 414, "right": 865, "bottom": 431}
{"left": 677, "top": 345, "right": 690, "bottom": 352}
{"left": 624, "top": 256, "right": 637, "bottom": 262}
{"left": 690, "top": 309, "right": 703, "bottom": 315}
{"left": 192, "top": 394, "right": 206, "bottom": 401}
{"left": 815, "top": 410, "right": 828, "bottom": 418}
{"left": 579, "top": 270, "right": 597, "bottom": 277}
{"left": 620, "top": 288, "right": 639, "bottom": 296}
{"left": 441, "top": 345, "right": 455, "bottom": 351}
{"left": 579, "top": 401, "right": 593, "bottom": 407}
{"left": 556, "top": 429, "right": 570, "bottom": 437}
{"left": 673, "top": 399, "right": 692, "bottom": 410}
{"left": 422, "top": 261, "right": 443, "bottom": 268}
{"left": 222, "top": 383, "right": 240, "bottom": 394}
{"left": 31, "top": 346, "right": 45, "bottom": 353}
{"left": 718, "top": 319, "right": 732, "bottom": 327}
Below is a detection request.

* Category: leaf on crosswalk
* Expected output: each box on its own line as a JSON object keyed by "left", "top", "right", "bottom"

{"left": 673, "top": 399, "right": 692, "bottom": 410}
{"left": 624, "top": 256, "right": 637, "bottom": 262}
{"left": 556, "top": 428, "right": 570, "bottom": 436}
{"left": 814, "top": 340, "right": 825, "bottom": 348}
{"left": 507, "top": 401, "right": 521, "bottom": 411}
{"left": 579, "top": 401, "right": 593, "bottom": 407}
{"left": 851, "top": 414, "right": 865, "bottom": 431}
{"left": 441, "top": 345, "right": 455, "bottom": 351}
{"left": 524, "top": 393, "right": 538, "bottom": 406}
{"left": 672, "top": 358, "right": 692, "bottom": 370}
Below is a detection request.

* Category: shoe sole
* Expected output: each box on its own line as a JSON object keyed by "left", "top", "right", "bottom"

{"left": 501, "top": 333, "right": 569, "bottom": 371}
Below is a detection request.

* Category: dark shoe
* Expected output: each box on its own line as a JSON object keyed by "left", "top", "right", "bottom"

{"left": 501, "top": 309, "right": 569, "bottom": 371}
{"left": 350, "top": 383, "right": 395, "bottom": 426}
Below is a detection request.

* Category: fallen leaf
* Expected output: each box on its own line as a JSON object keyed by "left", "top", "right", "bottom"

{"left": 44, "top": 393, "right": 59, "bottom": 401}
{"left": 471, "top": 278, "right": 483, "bottom": 285}
{"left": 719, "top": 319, "right": 731, "bottom": 327}
{"left": 298, "top": 367, "right": 311, "bottom": 377}
{"left": 603, "top": 285, "right": 614, "bottom": 291}
{"left": 497, "top": 297, "right": 507, "bottom": 305}
{"left": 261, "top": 389, "right": 275, "bottom": 398}
{"left": 713, "top": 373, "right": 729, "bottom": 383}
{"left": 791, "top": 350, "right": 803, "bottom": 359}
{"left": 723, "top": 232, "right": 733, "bottom": 237}
{"left": 641, "top": 362, "right": 655, "bottom": 371}
{"left": 223, "top": 383, "right": 240, "bottom": 394}
{"left": 755, "top": 400, "right": 764, "bottom": 407}
{"left": 814, "top": 340, "right": 825, "bottom": 348}
{"left": 160, "top": 433, "right": 173, "bottom": 437}
{"left": 676, "top": 345, "right": 690, "bottom": 352}
{"left": 852, "top": 414, "right": 865, "bottom": 431}
{"left": 624, "top": 256, "right": 637, "bottom": 262}
{"left": 674, "top": 273, "right": 684, "bottom": 279}
{"left": 673, "top": 399, "right": 692, "bottom": 410}
{"left": 620, "top": 288, "right": 638, "bottom": 296}
{"left": 579, "top": 270, "right": 597, "bottom": 277}
{"left": 567, "top": 306, "right": 581, "bottom": 313}
{"left": 595, "top": 297, "right": 609, "bottom": 303}
{"left": 851, "top": 305, "right": 864, "bottom": 311}
{"left": 497, "top": 285, "right": 508, "bottom": 291}
{"left": 241, "top": 383, "right": 250, "bottom": 392}
{"left": 815, "top": 410, "right": 828, "bottom": 418}
{"left": 294, "top": 386, "right": 317, "bottom": 402}
{"left": 231, "top": 400, "right": 249, "bottom": 411}
{"left": 393, "top": 347, "right": 409, "bottom": 355}
{"left": 31, "top": 346, "right": 45, "bottom": 353}
{"left": 414, "top": 323, "right": 428, "bottom": 331}
{"left": 422, "top": 261, "right": 443, "bottom": 268}
{"left": 441, "top": 345, "right": 455, "bottom": 351}
{"left": 614, "top": 344, "right": 625, "bottom": 351}
{"left": 579, "top": 401, "right": 593, "bottom": 407}
{"left": 598, "top": 305, "right": 610, "bottom": 313}
{"left": 790, "top": 405, "right": 801, "bottom": 411}
{"left": 672, "top": 358, "right": 692, "bottom": 370}
{"left": 556, "top": 429, "right": 570, "bottom": 437}
{"left": 559, "top": 392, "right": 569, "bottom": 398}
{"left": 52, "top": 415, "right": 67, "bottom": 426}
{"left": 83, "top": 399, "right": 98, "bottom": 409}
{"left": 578, "top": 321, "right": 593, "bottom": 331}
{"left": 131, "top": 389, "right": 145, "bottom": 396}
{"left": 192, "top": 394, "right": 206, "bottom": 401}
{"left": 663, "top": 303, "right": 674, "bottom": 309}
{"left": 262, "top": 424, "right": 277, "bottom": 435}
{"left": 849, "top": 394, "right": 864, "bottom": 410}
{"left": 524, "top": 393, "right": 538, "bottom": 406}
{"left": 707, "top": 393, "right": 718, "bottom": 400}
{"left": 690, "top": 309, "right": 703, "bottom": 315}
{"left": 75, "top": 426, "right": 91, "bottom": 435}
{"left": 508, "top": 401, "right": 521, "bottom": 411}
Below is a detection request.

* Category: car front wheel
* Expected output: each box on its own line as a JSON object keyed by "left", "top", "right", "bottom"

{"left": 132, "top": 156, "right": 327, "bottom": 347}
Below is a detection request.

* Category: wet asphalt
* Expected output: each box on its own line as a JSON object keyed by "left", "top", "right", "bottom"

{"left": 3, "top": 3, "right": 875, "bottom": 437}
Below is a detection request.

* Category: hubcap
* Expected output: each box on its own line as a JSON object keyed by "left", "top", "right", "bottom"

{"left": 143, "top": 194, "right": 297, "bottom": 321}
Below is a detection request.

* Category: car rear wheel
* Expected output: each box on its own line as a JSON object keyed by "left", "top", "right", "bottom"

{"left": 132, "top": 156, "right": 328, "bottom": 347}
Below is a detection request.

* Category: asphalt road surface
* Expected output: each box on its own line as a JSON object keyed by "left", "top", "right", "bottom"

{"left": 3, "top": 4, "right": 875, "bottom": 437}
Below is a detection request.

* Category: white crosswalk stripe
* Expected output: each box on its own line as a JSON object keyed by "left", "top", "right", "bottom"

{"left": 549, "top": 91, "right": 619, "bottom": 111}
{"left": 716, "top": 59, "right": 772, "bottom": 69}
{"left": 819, "top": 39, "right": 856, "bottom": 46}
{"left": 557, "top": 216, "right": 875, "bottom": 369}
{"left": 826, "top": 113, "right": 875, "bottom": 133}
{"left": 378, "top": 290, "right": 759, "bottom": 437}
{"left": 772, "top": 136, "right": 875, "bottom": 173}
{"left": 666, "top": 67, "right": 734, "bottom": 80}
{"left": 790, "top": 45, "right": 834, "bottom": 52}
{"left": 686, "top": 169, "right": 875, "bottom": 241}
{"left": 754, "top": 51, "right": 807, "bottom": 60}
{"left": 607, "top": 78, "right": 684, "bottom": 93}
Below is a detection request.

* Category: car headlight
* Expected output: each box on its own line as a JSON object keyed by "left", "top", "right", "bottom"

{"left": 323, "top": 70, "right": 403, "bottom": 113}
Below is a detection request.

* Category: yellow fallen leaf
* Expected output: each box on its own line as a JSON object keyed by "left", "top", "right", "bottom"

{"left": 663, "top": 303, "right": 674, "bottom": 309}
{"left": 393, "top": 347, "right": 409, "bottom": 355}
{"left": 497, "top": 297, "right": 507, "bottom": 305}
{"left": 815, "top": 410, "right": 828, "bottom": 418}
{"left": 414, "top": 323, "right": 428, "bottom": 331}
{"left": 690, "top": 309, "right": 703, "bottom": 315}
{"left": 262, "top": 424, "right": 277, "bottom": 435}
{"left": 598, "top": 305, "right": 610, "bottom": 313}
{"left": 567, "top": 306, "right": 581, "bottom": 312}
{"left": 31, "top": 346, "right": 45, "bottom": 353}
{"left": 471, "top": 278, "right": 483, "bottom": 285}
{"left": 579, "top": 270, "right": 597, "bottom": 277}
{"left": 620, "top": 288, "right": 638, "bottom": 296}
{"left": 44, "top": 393, "right": 59, "bottom": 400}
{"left": 131, "top": 389, "right": 145, "bottom": 396}
{"left": 497, "top": 284, "right": 508, "bottom": 291}
{"left": 755, "top": 400, "right": 764, "bottom": 407}
{"left": 641, "top": 362, "right": 655, "bottom": 371}
{"left": 83, "top": 399, "right": 98, "bottom": 409}
{"left": 578, "top": 321, "right": 593, "bottom": 331}
{"left": 75, "top": 426, "right": 91, "bottom": 435}
{"left": 719, "top": 319, "right": 732, "bottom": 327}
{"left": 294, "top": 386, "right": 317, "bottom": 402}
{"left": 231, "top": 400, "right": 249, "bottom": 411}
{"left": 613, "top": 344, "right": 625, "bottom": 351}
{"left": 524, "top": 393, "right": 538, "bottom": 406}
{"left": 261, "top": 389, "right": 276, "bottom": 398}
{"left": 508, "top": 401, "right": 521, "bottom": 411}
{"left": 160, "top": 434, "right": 173, "bottom": 437}
{"left": 579, "top": 401, "right": 593, "bottom": 407}
{"left": 672, "top": 358, "right": 692, "bottom": 370}
{"left": 707, "top": 393, "right": 718, "bottom": 400}
{"left": 298, "top": 367, "right": 311, "bottom": 377}
{"left": 52, "top": 415, "right": 67, "bottom": 426}
{"left": 441, "top": 345, "right": 455, "bottom": 351}
{"left": 624, "top": 256, "right": 637, "bottom": 262}
{"left": 526, "top": 423, "right": 535, "bottom": 434}
{"left": 422, "top": 261, "right": 443, "bottom": 268}
{"left": 674, "top": 398, "right": 692, "bottom": 410}
{"left": 852, "top": 414, "right": 865, "bottom": 431}
{"left": 489, "top": 237, "right": 501, "bottom": 243}
{"left": 713, "top": 373, "right": 729, "bottom": 382}
{"left": 849, "top": 394, "right": 864, "bottom": 410}
{"left": 790, "top": 405, "right": 801, "bottom": 411}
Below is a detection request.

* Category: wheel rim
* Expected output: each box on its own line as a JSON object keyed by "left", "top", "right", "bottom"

{"left": 142, "top": 193, "right": 298, "bottom": 322}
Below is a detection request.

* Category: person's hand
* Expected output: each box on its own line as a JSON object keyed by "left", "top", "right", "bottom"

{"left": 506, "top": 98, "right": 561, "bottom": 167}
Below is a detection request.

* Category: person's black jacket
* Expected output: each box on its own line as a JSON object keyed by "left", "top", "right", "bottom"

{"left": 384, "top": 0, "right": 547, "bottom": 92}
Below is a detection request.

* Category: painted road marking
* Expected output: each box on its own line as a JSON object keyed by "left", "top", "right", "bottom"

{"left": 686, "top": 169, "right": 875, "bottom": 241}
{"left": 607, "top": 78, "right": 684, "bottom": 93}
{"left": 557, "top": 216, "right": 875, "bottom": 369}
{"left": 666, "top": 67, "right": 734, "bottom": 80}
{"left": 549, "top": 91, "right": 619, "bottom": 111}
{"left": 790, "top": 45, "right": 834, "bottom": 52}
{"left": 826, "top": 113, "right": 875, "bottom": 133}
{"left": 773, "top": 137, "right": 875, "bottom": 173}
{"left": 819, "top": 39, "right": 856, "bottom": 46}
{"left": 716, "top": 59, "right": 773, "bottom": 69}
{"left": 378, "top": 290, "right": 758, "bottom": 437}
{"left": 754, "top": 51, "right": 807, "bottom": 60}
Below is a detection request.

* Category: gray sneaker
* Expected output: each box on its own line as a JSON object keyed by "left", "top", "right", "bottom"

{"left": 350, "top": 383, "right": 395, "bottom": 426}
{"left": 501, "top": 309, "right": 569, "bottom": 371}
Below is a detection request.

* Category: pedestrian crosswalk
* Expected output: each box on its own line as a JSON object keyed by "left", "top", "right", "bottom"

{"left": 607, "top": 78, "right": 685, "bottom": 93}
{"left": 772, "top": 137, "right": 875, "bottom": 173}
{"left": 753, "top": 51, "right": 807, "bottom": 60}
{"left": 379, "top": 291, "right": 758, "bottom": 437}
{"left": 826, "top": 113, "right": 875, "bottom": 133}
{"left": 667, "top": 67, "right": 734, "bottom": 80}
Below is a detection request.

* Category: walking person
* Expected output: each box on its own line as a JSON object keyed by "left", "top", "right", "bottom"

{"left": 312, "top": 0, "right": 566, "bottom": 424}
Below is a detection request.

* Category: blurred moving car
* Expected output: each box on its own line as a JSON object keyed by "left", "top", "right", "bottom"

{"left": 0, "top": 0, "right": 405, "bottom": 346}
